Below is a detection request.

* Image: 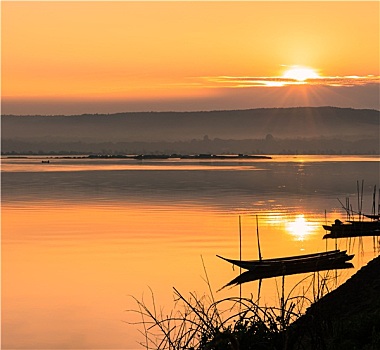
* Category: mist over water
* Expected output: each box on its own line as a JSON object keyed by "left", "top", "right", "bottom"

{"left": 2, "top": 156, "right": 379, "bottom": 349}
{"left": 3, "top": 156, "right": 379, "bottom": 209}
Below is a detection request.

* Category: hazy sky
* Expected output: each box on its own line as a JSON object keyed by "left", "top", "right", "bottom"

{"left": 2, "top": 1, "right": 379, "bottom": 115}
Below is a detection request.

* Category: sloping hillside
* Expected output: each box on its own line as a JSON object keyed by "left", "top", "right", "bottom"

{"left": 289, "top": 255, "right": 380, "bottom": 349}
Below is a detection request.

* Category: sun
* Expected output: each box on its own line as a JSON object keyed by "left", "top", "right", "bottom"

{"left": 283, "top": 66, "right": 320, "bottom": 82}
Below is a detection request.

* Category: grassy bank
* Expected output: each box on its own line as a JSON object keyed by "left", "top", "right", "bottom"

{"left": 130, "top": 256, "right": 380, "bottom": 349}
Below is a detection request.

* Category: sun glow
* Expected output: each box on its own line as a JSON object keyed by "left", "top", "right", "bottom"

{"left": 283, "top": 67, "right": 320, "bottom": 81}
{"left": 286, "top": 214, "right": 316, "bottom": 241}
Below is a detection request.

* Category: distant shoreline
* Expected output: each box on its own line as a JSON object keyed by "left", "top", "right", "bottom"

{"left": 3, "top": 153, "right": 273, "bottom": 160}
{"left": 3, "top": 107, "right": 379, "bottom": 155}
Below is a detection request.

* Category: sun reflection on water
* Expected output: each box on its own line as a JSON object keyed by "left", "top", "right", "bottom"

{"left": 285, "top": 214, "right": 317, "bottom": 241}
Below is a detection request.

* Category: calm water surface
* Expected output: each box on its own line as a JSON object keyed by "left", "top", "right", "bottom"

{"left": 2, "top": 155, "right": 379, "bottom": 349}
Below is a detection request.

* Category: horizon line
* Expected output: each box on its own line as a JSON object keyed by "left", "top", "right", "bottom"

{"left": 2, "top": 105, "right": 380, "bottom": 117}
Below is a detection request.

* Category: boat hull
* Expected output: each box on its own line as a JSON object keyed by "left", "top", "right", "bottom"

{"left": 218, "top": 250, "right": 355, "bottom": 288}
{"left": 323, "top": 221, "right": 380, "bottom": 239}
{"left": 225, "top": 260, "right": 354, "bottom": 287}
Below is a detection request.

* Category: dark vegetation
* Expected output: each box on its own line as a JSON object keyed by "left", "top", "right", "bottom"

{"left": 130, "top": 256, "right": 380, "bottom": 349}
{"left": 2, "top": 107, "right": 379, "bottom": 155}
{"left": 288, "top": 255, "right": 380, "bottom": 349}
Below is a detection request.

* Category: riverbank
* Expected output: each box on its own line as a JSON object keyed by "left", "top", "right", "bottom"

{"left": 288, "top": 255, "right": 380, "bottom": 349}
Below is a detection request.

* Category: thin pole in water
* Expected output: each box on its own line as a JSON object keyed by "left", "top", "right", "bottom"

{"left": 346, "top": 197, "right": 351, "bottom": 252}
{"left": 256, "top": 215, "right": 262, "bottom": 261}
{"left": 372, "top": 185, "right": 376, "bottom": 217}
{"left": 239, "top": 215, "right": 242, "bottom": 303}
{"left": 373, "top": 185, "right": 376, "bottom": 253}
{"left": 357, "top": 180, "right": 360, "bottom": 221}
{"left": 361, "top": 179, "right": 364, "bottom": 220}
{"left": 256, "top": 215, "right": 262, "bottom": 302}
{"left": 325, "top": 209, "right": 328, "bottom": 252}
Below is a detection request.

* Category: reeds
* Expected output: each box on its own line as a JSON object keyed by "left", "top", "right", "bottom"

{"left": 128, "top": 270, "right": 339, "bottom": 350}
{"left": 129, "top": 287, "right": 282, "bottom": 350}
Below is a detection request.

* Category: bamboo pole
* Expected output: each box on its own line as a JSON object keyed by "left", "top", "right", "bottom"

{"left": 357, "top": 180, "right": 360, "bottom": 220}
{"left": 239, "top": 215, "right": 242, "bottom": 303}
{"left": 256, "top": 215, "right": 262, "bottom": 261}
{"left": 373, "top": 185, "right": 376, "bottom": 252}
{"left": 256, "top": 215, "right": 262, "bottom": 302}
{"left": 325, "top": 209, "right": 328, "bottom": 252}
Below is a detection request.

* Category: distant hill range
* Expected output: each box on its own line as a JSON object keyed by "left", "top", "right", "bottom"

{"left": 2, "top": 107, "right": 379, "bottom": 154}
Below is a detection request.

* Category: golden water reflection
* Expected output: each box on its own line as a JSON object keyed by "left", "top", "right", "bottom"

{"left": 250, "top": 211, "right": 319, "bottom": 241}
{"left": 3, "top": 200, "right": 378, "bottom": 350}
{"left": 2, "top": 156, "right": 379, "bottom": 349}
{"left": 285, "top": 214, "right": 318, "bottom": 241}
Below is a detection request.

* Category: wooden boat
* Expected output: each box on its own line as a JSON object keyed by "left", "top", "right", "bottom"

{"left": 218, "top": 250, "right": 354, "bottom": 288}
{"left": 217, "top": 250, "right": 349, "bottom": 271}
{"left": 223, "top": 260, "right": 354, "bottom": 288}
{"left": 364, "top": 214, "right": 380, "bottom": 220}
{"left": 323, "top": 219, "right": 380, "bottom": 239}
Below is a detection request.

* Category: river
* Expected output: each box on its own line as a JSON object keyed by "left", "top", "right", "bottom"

{"left": 2, "top": 155, "right": 379, "bottom": 349}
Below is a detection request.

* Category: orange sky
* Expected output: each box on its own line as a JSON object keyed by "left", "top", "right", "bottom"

{"left": 1, "top": 1, "right": 379, "bottom": 114}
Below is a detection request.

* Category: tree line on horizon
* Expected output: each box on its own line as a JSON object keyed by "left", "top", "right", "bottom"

{"left": 2, "top": 107, "right": 379, "bottom": 155}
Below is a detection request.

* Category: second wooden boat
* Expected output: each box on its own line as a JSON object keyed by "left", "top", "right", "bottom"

{"left": 218, "top": 250, "right": 354, "bottom": 288}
